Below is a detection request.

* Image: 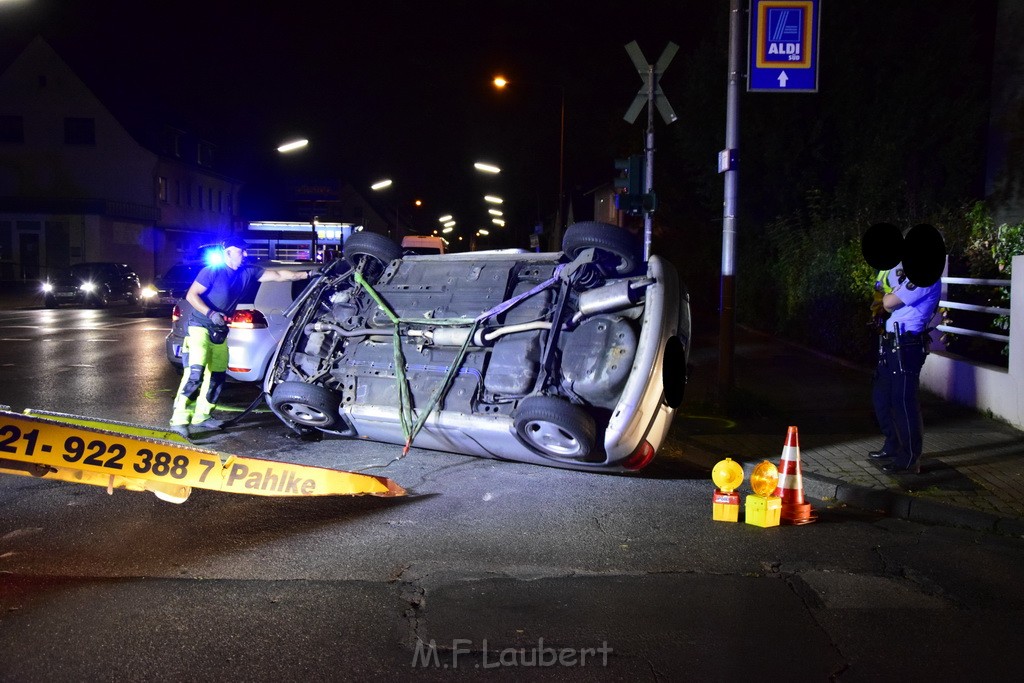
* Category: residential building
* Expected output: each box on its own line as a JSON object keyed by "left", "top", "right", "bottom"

{"left": 0, "top": 37, "right": 241, "bottom": 283}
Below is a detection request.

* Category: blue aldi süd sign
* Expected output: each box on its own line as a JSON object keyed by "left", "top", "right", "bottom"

{"left": 748, "top": 0, "right": 821, "bottom": 92}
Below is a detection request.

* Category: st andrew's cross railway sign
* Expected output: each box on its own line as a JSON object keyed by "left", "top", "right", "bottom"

{"left": 748, "top": 0, "right": 821, "bottom": 92}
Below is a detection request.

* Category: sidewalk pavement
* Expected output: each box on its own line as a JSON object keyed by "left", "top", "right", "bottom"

{"left": 673, "top": 323, "right": 1024, "bottom": 537}
{"left": 3, "top": 280, "right": 1022, "bottom": 536}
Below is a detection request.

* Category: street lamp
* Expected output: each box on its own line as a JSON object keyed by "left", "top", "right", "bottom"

{"left": 276, "top": 138, "right": 309, "bottom": 153}
{"left": 473, "top": 161, "right": 501, "bottom": 174}
{"left": 492, "top": 75, "right": 565, "bottom": 247}
{"left": 370, "top": 178, "right": 397, "bottom": 238}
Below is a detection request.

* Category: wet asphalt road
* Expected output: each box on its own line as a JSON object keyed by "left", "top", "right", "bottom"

{"left": 1, "top": 306, "right": 1022, "bottom": 680}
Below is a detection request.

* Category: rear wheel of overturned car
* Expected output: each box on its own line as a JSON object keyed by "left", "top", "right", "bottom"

{"left": 270, "top": 381, "right": 343, "bottom": 430}
{"left": 513, "top": 396, "right": 597, "bottom": 462}
{"left": 562, "top": 221, "right": 642, "bottom": 277}
{"left": 344, "top": 232, "right": 403, "bottom": 284}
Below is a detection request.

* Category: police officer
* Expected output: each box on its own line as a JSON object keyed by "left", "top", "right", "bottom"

{"left": 169, "top": 236, "right": 314, "bottom": 437}
{"left": 868, "top": 263, "right": 942, "bottom": 474}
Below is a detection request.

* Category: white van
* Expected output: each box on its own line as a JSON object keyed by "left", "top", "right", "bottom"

{"left": 401, "top": 235, "right": 447, "bottom": 255}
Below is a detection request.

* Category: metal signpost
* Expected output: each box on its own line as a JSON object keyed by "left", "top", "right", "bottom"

{"left": 718, "top": 0, "right": 821, "bottom": 400}
{"left": 623, "top": 40, "right": 678, "bottom": 261}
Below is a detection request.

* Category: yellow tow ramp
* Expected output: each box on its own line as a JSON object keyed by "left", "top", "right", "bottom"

{"left": 0, "top": 408, "right": 405, "bottom": 503}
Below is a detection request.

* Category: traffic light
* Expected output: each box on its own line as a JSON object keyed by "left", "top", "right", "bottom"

{"left": 614, "top": 154, "right": 650, "bottom": 216}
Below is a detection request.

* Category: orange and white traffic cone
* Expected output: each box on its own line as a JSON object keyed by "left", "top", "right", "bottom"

{"left": 773, "top": 425, "right": 816, "bottom": 525}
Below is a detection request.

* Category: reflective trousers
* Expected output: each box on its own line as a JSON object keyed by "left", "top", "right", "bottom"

{"left": 171, "top": 326, "right": 228, "bottom": 426}
{"left": 871, "top": 340, "right": 926, "bottom": 469}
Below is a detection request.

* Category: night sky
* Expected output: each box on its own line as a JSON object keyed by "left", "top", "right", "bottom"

{"left": 0, "top": 0, "right": 719, "bottom": 238}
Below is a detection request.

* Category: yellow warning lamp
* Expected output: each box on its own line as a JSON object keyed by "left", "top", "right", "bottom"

{"left": 746, "top": 460, "right": 782, "bottom": 528}
{"left": 711, "top": 457, "right": 744, "bottom": 522}
{"left": 712, "top": 457, "right": 744, "bottom": 493}
{"left": 749, "top": 460, "right": 779, "bottom": 497}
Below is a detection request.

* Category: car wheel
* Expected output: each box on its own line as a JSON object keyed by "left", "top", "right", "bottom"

{"left": 44, "top": 295, "right": 58, "bottom": 308}
{"left": 562, "top": 221, "right": 642, "bottom": 277}
{"left": 126, "top": 290, "right": 139, "bottom": 305}
{"left": 344, "top": 232, "right": 403, "bottom": 283}
{"left": 513, "top": 396, "right": 597, "bottom": 462}
{"left": 92, "top": 289, "right": 110, "bottom": 308}
{"left": 270, "top": 381, "right": 343, "bottom": 430}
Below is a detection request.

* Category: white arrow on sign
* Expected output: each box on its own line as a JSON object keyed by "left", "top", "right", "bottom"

{"left": 778, "top": 71, "right": 789, "bottom": 88}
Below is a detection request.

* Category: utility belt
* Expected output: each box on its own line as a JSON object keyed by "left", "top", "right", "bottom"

{"left": 878, "top": 329, "right": 929, "bottom": 355}
{"left": 188, "top": 314, "right": 229, "bottom": 345}
{"left": 881, "top": 330, "right": 927, "bottom": 343}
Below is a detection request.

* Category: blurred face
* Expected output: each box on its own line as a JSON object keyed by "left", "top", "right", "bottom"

{"left": 224, "top": 246, "right": 246, "bottom": 269}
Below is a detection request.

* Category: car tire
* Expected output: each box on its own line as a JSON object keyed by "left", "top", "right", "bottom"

{"left": 344, "top": 232, "right": 403, "bottom": 284}
{"left": 126, "top": 290, "right": 139, "bottom": 305}
{"left": 44, "top": 295, "right": 58, "bottom": 308}
{"left": 270, "top": 381, "right": 344, "bottom": 430}
{"left": 513, "top": 395, "right": 597, "bottom": 462}
{"left": 562, "top": 221, "right": 642, "bottom": 277}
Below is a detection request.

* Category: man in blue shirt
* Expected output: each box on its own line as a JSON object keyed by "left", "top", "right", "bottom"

{"left": 868, "top": 264, "right": 942, "bottom": 474}
{"left": 169, "top": 236, "right": 314, "bottom": 437}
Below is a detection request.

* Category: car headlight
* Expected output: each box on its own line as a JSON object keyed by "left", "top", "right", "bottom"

{"left": 141, "top": 286, "right": 158, "bottom": 299}
{"left": 42, "top": 282, "right": 53, "bottom": 293}
{"left": 80, "top": 281, "right": 96, "bottom": 293}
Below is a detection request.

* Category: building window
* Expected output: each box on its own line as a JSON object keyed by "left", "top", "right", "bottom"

{"left": 161, "top": 127, "right": 182, "bottom": 157}
{"left": 197, "top": 184, "right": 203, "bottom": 210}
{"left": 0, "top": 115, "right": 24, "bottom": 144}
{"left": 64, "top": 117, "right": 96, "bottom": 145}
{"left": 157, "top": 176, "right": 168, "bottom": 203}
{"left": 208, "top": 188, "right": 213, "bottom": 210}
{"left": 218, "top": 190, "right": 223, "bottom": 213}
{"left": 198, "top": 142, "right": 214, "bottom": 167}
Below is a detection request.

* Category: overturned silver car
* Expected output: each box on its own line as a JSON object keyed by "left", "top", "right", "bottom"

{"left": 264, "top": 221, "right": 690, "bottom": 472}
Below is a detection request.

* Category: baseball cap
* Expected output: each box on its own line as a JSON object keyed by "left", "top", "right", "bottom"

{"left": 221, "top": 235, "right": 249, "bottom": 251}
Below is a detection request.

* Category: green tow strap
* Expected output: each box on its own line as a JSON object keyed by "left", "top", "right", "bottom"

{"left": 353, "top": 271, "right": 480, "bottom": 453}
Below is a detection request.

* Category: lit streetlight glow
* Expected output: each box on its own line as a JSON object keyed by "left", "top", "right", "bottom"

{"left": 277, "top": 138, "right": 309, "bottom": 153}
{"left": 370, "top": 179, "right": 393, "bottom": 191}
{"left": 442, "top": 226, "right": 454, "bottom": 234}
{"left": 438, "top": 214, "right": 453, "bottom": 222}
{"left": 493, "top": 76, "right": 508, "bottom": 88}
{"left": 484, "top": 195, "right": 503, "bottom": 204}
{"left": 473, "top": 161, "right": 501, "bottom": 174}
{"left": 492, "top": 218, "right": 506, "bottom": 226}
{"left": 443, "top": 220, "right": 456, "bottom": 228}
{"left": 488, "top": 209, "right": 503, "bottom": 216}
{"left": 477, "top": 229, "right": 490, "bottom": 236}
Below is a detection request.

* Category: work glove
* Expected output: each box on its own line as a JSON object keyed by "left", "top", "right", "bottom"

{"left": 208, "top": 310, "right": 227, "bottom": 326}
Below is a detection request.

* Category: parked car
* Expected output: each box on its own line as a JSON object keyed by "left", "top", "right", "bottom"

{"left": 165, "top": 261, "right": 313, "bottom": 382}
{"left": 264, "top": 222, "right": 691, "bottom": 473}
{"left": 42, "top": 262, "right": 141, "bottom": 308}
{"left": 141, "top": 262, "right": 205, "bottom": 313}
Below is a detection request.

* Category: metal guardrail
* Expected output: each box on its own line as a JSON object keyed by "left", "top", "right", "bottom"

{"left": 935, "top": 276, "right": 1011, "bottom": 343}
